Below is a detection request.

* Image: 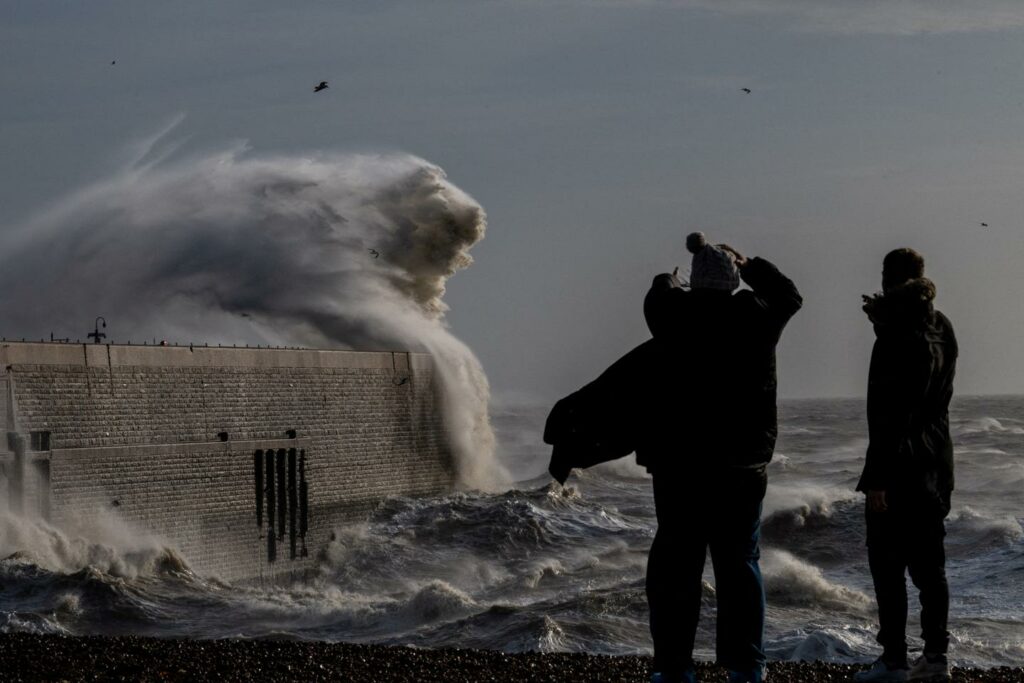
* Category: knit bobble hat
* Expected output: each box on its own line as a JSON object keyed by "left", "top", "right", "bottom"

{"left": 686, "top": 231, "right": 740, "bottom": 292}
{"left": 686, "top": 231, "right": 707, "bottom": 254}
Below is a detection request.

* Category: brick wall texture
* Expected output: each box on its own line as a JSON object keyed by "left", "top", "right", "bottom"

{"left": 0, "top": 343, "right": 455, "bottom": 582}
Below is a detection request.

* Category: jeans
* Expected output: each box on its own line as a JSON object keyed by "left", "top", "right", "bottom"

{"left": 647, "top": 468, "right": 767, "bottom": 676}
{"left": 865, "top": 501, "right": 950, "bottom": 665}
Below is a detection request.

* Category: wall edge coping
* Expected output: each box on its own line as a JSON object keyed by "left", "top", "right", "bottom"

{"left": 0, "top": 342, "right": 433, "bottom": 371}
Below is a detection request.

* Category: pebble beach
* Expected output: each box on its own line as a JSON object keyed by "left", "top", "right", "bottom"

{"left": 0, "top": 634, "right": 1021, "bottom": 682}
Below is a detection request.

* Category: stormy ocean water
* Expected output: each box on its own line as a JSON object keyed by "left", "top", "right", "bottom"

{"left": 1, "top": 395, "right": 1022, "bottom": 667}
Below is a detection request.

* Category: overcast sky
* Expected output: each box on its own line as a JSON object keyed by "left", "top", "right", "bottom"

{"left": 2, "top": 1, "right": 1023, "bottom": 401}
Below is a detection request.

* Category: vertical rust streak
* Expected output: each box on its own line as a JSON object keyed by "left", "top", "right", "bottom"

{"left": 254, "top": 450, "right": 264, "bottom": 529}
{"left": 265, "top": 450, "right": 276, "bottom": 563}
{"left": 276, "top": 449, "right": 286, "bottom": 542}
{"left": 299, "top": 449, "right": 308, "bottom": 558}
{"left": 288, "top": 448, "right": 297, "bottom": 560}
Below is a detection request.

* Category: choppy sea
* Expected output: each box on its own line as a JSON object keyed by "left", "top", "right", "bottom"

{"left": 2, "top": 397, "right": 1022, "bottom": 667}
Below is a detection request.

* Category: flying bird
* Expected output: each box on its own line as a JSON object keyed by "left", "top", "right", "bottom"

{"left": 111, "top": 60, "right": 116, "bottom": 65}
{"left": 369, "top": 249, "right": 380, "bottom": 258}
{"left": 980, "top": 222, "right": 989, "bottom": 227}
{"left": 314, "top": 81, "right": 328, "bottom": 92}
{"left": 741, "top": 88, "right": 751, "bottom": 94}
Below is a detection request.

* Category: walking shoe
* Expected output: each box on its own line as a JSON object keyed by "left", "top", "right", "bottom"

{"left": 727, "top": 668, "right": 765, "bottom": 683}
{"left": 651, "top": 670, "right": 697, "bottom": 683}
{"left": 907, "top": 653, "right": 950, "bottom": 682}
{"left": 852, "top": 659, "right": 908, "bottom": 682}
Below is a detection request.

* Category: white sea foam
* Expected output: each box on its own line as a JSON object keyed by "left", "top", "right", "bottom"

{"left": 767, "top": 625, "right": 877, "bottom": 662}
{"left": 0, "top": 511, "right": 186, "bottom": 579}
{"left": 536, "top": 615, "right": 569, "bottom": 652}
{"left": 403, "top": 580, "right": 478, "bottom": 623}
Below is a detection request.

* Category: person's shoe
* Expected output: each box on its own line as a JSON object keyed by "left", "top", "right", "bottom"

{"left": 727, "top": 669, "right": 765, "bottom": 683}
{"left": 650, "top": 670, "right": 698, "bottom": 683}
{"left": 852, "top": 659, "right": 908, "bottom": 682}
{"left": 907, "top": 653, "right": 950, "bottom": 682}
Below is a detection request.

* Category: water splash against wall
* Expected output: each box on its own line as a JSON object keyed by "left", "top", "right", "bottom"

{"left": 0, "top": 140, "right": 506, "bottom": 490}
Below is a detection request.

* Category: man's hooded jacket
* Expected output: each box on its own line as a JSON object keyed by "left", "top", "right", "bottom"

{"left": 857, "top": 277, "right": 958, "bottom": 514}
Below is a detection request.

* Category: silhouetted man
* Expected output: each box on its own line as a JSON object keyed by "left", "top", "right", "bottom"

{"left": 854, "top": 248, "right": 957, "bottom": 683}
{"left": 641, "top": 232, "right": 802, "bottom": 683}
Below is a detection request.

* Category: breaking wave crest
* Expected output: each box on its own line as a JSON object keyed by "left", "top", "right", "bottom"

{"left": 761, "top": 550, "right": 871, "bottom": 611}
{"left": 763, "top": 484, "right": 858, "bottom": 528}
{"left": 946, "top": 507, "right": 1024, "bottom": 553}
{"left": 0, "top": 512, "right": 188, "bottom": 579}
{"left": 955, "top": 416, "right": 1024, "bottom": 436}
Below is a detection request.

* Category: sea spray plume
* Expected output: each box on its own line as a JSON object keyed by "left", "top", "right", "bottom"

{"left": 0, "top": 511, "right": 185, "bottom": 579}
{"left": 0, "top": 144, "right": 507, "bottom": 490}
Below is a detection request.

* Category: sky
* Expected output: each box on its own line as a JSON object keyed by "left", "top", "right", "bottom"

{"left": 2, "top": 0, "right": 1023, "bottom": 401}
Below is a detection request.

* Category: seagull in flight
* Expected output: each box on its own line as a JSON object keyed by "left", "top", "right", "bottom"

{"left": 369, "top": 249, "right": 380, "bottom": 258}
{"left": 314, "top": 81, "right": 328, "bottom": 92}
{"left": 741, "top": 88, "right": 751, "bottom": 94}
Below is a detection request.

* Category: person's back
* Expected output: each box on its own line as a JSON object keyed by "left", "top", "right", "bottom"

{"left": 860, "top": 273, "right": 957, "bottom": 513}
{"left": 641, "top": 233, "right": 801, "bottom": 683}
{"left": 854, "top": 248, "right": 958, "bottom": 683}
{"left": 641, "top": 236, "right": 800, "bottom": 473}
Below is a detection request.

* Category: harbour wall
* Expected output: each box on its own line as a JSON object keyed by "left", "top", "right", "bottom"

{"left": 0, "top": 342, "right": 455, "bottom": 582}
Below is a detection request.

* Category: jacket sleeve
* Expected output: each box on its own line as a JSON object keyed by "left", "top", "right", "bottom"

{"left": 544, "top": 340, "right": 662, "bottom": 483}
{"left": 643, "top": 273, "right": 687, "bottom": 339}
{"left": 739, "top": 257, "right": 803, "bottom": 341}
{"left": 856, "top": 333, "right": 932, "bottom": 492}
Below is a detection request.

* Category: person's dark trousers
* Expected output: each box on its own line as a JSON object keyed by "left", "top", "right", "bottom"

{"left": 647, "top": 467, "right": 767, "bottom": 677}
{"left": 865, "top": 498, "right": 950, "bottom": 666}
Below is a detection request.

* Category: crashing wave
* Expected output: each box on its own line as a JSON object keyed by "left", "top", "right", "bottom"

{"left": 0, "top": 138, "right": 505, "bottom": 490}
{"left": 761, "top": 549, "right": 870, "bottom": 611}
{"left": 0, "top": 512, "right": 191, "bottom": 579}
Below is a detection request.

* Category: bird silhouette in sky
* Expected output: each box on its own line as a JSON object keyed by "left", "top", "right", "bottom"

{"left": 369, "top": 249, "right": 380, "bottom": 258}
{"left": 741, "top": 88, "right": 751, "bottom": 94}
{"left": 111, "top": 60, "right": 116, "bottom": 65}
{"left": 314, "top": 81, "right": 328, "bottom": 92}
{"left": 980, "top": 222, "right": 989, "bottom": 227}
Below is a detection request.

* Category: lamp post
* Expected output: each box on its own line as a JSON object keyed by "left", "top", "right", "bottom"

{"left": 88, "top": 317, "right": 107, "bottom": 344}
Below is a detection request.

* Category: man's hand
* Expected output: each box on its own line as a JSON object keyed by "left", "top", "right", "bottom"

{"left": 867, "top": 490, "right": 888, "bottom": 513}
{"left": 717, "top": 243, "right": 749, "bottom": 268}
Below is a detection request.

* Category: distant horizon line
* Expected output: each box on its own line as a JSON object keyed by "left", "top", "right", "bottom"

{"left": 491, "top": 391, "right": 1024, "bottom": 407}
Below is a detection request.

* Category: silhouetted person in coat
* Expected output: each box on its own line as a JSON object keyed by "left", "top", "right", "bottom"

{"left": 853, "top": 249, "right": 958, "bottom": 683}
{"left": 642, "top": 233, "right": 802, "bottom": 683}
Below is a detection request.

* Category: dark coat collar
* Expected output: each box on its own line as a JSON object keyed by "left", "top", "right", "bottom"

{"left": 864, "top": 277, "right": 936, "bottom": 329}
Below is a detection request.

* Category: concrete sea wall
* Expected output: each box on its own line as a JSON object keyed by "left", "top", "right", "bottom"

{"left": 0, "top": 342, "right": 455, "bottom": 582}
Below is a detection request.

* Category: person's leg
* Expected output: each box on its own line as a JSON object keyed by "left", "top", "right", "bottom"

{"left": 708, "top": 470, "right": 766, "bottom": 678}
{"left": 648, "top": 476, "right": 708, "bottom": 678}
{"left": 866, "top": 508, "right": 910, "bottom": 668}
{"left": 907, "top": 515, "right": 950, "bottom": 658}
